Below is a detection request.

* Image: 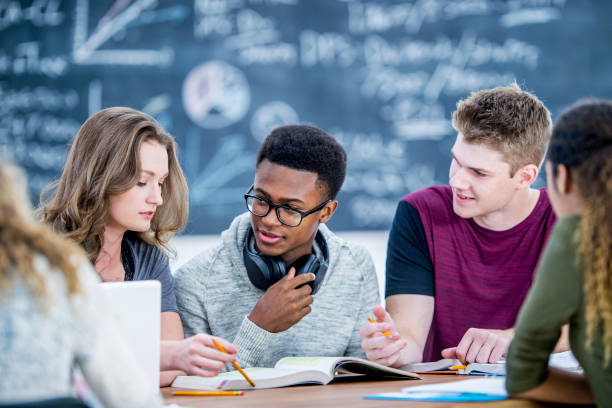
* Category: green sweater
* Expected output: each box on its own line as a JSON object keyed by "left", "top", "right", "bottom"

{"left": 506, "top": 215, "right": 612, "bottom": 406}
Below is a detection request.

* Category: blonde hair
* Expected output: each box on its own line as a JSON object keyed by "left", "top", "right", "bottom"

{"left": 0, "top": 162, "right": 83, "bottom": 306}
{"left": 39, "top": 107, "right": 188, "bottom": 263}
{"left": 548, "top": 99, "right": 612, "bottom": 363}
{"left": 452, "top": 83, "right": 552, "bottom": 175}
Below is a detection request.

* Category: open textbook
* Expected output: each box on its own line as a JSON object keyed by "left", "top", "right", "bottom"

{"left": 172, "top": 356, "right": 420, "bottom": 390}
{"left": 398, "top": 351, "right": 581, "bottom": 375}
{"left": 399, "top": 358, "right": 505, "bottom": 375}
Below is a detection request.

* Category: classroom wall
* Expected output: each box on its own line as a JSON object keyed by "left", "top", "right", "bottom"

{"left": 2, "top": 0, "right": 612, "bottom": 235}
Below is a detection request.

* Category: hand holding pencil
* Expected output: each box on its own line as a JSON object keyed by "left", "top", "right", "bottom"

{"left": 368, "top": 317, "right": 391, "bottom": 338}
{"left": 213, "top": 339, "right": 256, "bottom": 387}
{"left": 359, "top": 305, "right": 407, "bottom": 367}
{"left": 165, "top": 334, "right": 238, "bottom": 378}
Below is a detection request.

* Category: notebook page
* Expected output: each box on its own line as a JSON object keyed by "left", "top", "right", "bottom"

{"left": 402, "top": 377, "right": 507, "bottom": 396}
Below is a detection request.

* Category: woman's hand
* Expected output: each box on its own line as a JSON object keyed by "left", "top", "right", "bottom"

{"left": 163, "top": 334, "right": 238, "bottom": 377}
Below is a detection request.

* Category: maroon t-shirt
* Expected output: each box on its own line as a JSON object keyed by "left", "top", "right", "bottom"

{"left": 396, "top": 185, "right": 556, "bottom": 362}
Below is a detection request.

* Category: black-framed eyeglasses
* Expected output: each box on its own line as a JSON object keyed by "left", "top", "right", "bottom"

{"left": 244, "top": 185, "right": 332, "bottom": 227}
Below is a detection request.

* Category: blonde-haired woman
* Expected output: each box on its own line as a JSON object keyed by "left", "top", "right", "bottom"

{"left": 40, "top": 107, "right": 236, "bottom": 386}
{"left": 506, "top": 99, "right": 612, "bottom": 405}
{"left": 0, "top": 162, "right": 162, "bottom": 406}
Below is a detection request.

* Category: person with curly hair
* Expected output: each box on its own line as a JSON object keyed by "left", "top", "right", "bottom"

{"left": 0, "top": 162, "right": 163, "bottom": 407}
{"left": 506, "top": 99, "right": 612, "bottom": 405}
{"left": 175, "top": 125, "right": 380, "bottom": 369}
{"left": 39, "top": 107, "right": 237, "bottom": 386}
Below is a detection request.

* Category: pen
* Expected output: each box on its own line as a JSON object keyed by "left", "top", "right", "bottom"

{"left": 212, "top": 339, "right": 256, "bottom": 387}
{"left": 368, "top": 317, "right": 391, "bottom": 338}
{"left": 173, "top": 390, "right": 244, "bottom": 396}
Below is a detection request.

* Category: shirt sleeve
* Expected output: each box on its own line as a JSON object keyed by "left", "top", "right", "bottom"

{"left": 142, "top": 245, "right": 178, "bottom": 313}
{"left": 345, "top": 245, "right": 381, "bottom": 358}
{"left": 174, "top": 249, "right": 279, "bottom": 369}
{"left": 505, "top": 217, "right": 581, "bottom": 394}
{"left": 385, "top": 200, "right": 434, "bottom": 298}
{"left": 231, "top": 316, "right": 279, "bottom": 368}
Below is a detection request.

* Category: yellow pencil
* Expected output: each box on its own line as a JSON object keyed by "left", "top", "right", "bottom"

{"left": 450, "top": 365, "right": 467, "bottom": 370}
{"left": 173, "top": 390, "right": 244, "bottom": 396}
{"left": 212, "top": 339, "right": 256, "bottom": 387}
{"left": 368, "top": 317, "right": 391, "bottom": 338}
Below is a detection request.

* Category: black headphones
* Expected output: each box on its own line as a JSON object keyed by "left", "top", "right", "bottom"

{"left": 243, "top": 226, "right": 329, "bottom": 294}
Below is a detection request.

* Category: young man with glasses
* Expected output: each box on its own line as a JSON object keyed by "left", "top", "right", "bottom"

{"left": 174, "top": 125, "right": 380, "bottom": 369}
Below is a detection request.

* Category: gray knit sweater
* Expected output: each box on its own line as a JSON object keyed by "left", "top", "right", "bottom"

{"left": 174, "top": 213, "right": 380, "bottom": 369}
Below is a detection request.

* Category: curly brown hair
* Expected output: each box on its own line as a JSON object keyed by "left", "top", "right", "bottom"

{"left": 548, "top": 99, "right": 612, "bottom": 363}
{"left": 452, "top": 83, "right": 552, "bottom": 176}
{"left": 39, "top": 107, "right": 188, "bottom": 264}
{"left": 0, "top": 162, "right": 83, "bottom": 306}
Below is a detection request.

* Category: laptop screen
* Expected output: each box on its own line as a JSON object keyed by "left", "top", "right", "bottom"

{"left": 100, "top": 280, "right": 161, "bottom": 390}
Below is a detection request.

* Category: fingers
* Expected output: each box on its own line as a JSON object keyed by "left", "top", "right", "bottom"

{"left": 455, "top": 329, "right": 476, "bottom": 364}
{"left": 187, "top": 352, "right": 228, "bottom": 377}
{"left": 190, "top": 334, "right": 237, "bottom": 361}
{"left": 209, "top": 335, "right": 238, "bottom": 355}
{"left": 295, "top": 282, "right": 313, "bottom": 298}
{"left": 359, "top": 320, "right": 394, "bottom": 339}
{"left": 189, "top": 354, "right": 226, "bottom": 372}
{"left": 285, "top": 266, "right": 296, "bottom": 280}
{"left": 454, "top": 329, "right": 510, "bottom": 364}
{"left": 364, "top": 337, "right": 407, "bottom": 366}
{"left": 372, "top": 304, "right": 389, "bottom": 323}
{"left": 441, "top": 347, "right": 457, "bottom": 359}
{"left": 364, "top": 330, "right": 400, "bottom": 349}
{"left": 464, "top": 332, "right": 485, "bottom": 363}
{"left": 190, "top": 367, "right": 220, "bottom": 377}
{"left": 292, "top": 295, "right": 314, "bottom": 322}
{"left": 360, "top": 315, "right": 407, "bottom": 368}
{"left": 489, "top": 338, "right": 509, "bottom": 363}
{"left": 286, "top": 272, "right": 315, "bottom": 289}
{"left": 474, "top": 339, "right": 494, "bottom": 363}
{"left": 296, "top": 304, "right": 312, "bottom": 320}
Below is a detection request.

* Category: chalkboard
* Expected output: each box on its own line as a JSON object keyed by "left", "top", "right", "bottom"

{"left": 1, "top": 0, "right": 611, "bottom": 234}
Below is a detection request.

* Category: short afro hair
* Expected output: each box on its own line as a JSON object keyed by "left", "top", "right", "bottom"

{"left": 256, "top": 125, "right": 347, "bottom": 200}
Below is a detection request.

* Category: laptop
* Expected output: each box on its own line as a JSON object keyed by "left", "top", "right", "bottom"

{"left": 100, "top": 280, "right": 161, "bottom": 390}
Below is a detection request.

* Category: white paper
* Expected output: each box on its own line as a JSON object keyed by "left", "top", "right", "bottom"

{"left": 402, "top": 378, "right": 508, "bottom": 396}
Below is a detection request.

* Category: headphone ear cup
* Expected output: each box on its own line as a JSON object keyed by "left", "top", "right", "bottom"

{"left": 270, "top": 257, "right": 286, "bottom": 283}
{"left": 244, "top": 227, "right": 288, "bottom": 291}
{"left": 291, "top": 254, "right": 327, "bottom": 294}
{"left": 243, "top": 227, "right": 330, "bottom": 293}
{"left": 309, "top": 257, "right": 328, "bottom": 294}
{"left": 291, "top": 254, "right": 315, "bottom": 276}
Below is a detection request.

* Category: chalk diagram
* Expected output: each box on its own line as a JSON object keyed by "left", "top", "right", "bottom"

{"left": 72, "top": 0, "right": 183, "bottom": 66}
{"left": 250, "top": 101, "right": 299, "bottom": 142}
{"left": 182, "top": 61, "right": 250, "bottom": 129}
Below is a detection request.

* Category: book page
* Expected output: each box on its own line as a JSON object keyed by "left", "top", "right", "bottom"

{"left": 274, "top": 356, "right": 340, "bottom": 377}
{"left": 462, "top": 360, "right": 505, "bottom": 375}
{"left": 398, "top": 358, "right": 459, "bottom": 372}
{"left": 172, "top": 367, "right": 330, "bottom": 390}
{"left": 275, "top": 356, "right": 421, "bottom": 380}
{"left": 549, "top": 351, "right": 582, "bottom": 373}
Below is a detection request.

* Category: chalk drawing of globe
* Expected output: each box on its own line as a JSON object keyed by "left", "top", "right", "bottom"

{"left": 250, "top": 101, "right": 299, "bottom": 143}
{"left": 182, "top": 61, "right": 250, "bottom": 129}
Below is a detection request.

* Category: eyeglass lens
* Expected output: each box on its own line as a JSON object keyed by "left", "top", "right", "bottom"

{"left": 246, "top": 196, "right": 302, "bottom": 226}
